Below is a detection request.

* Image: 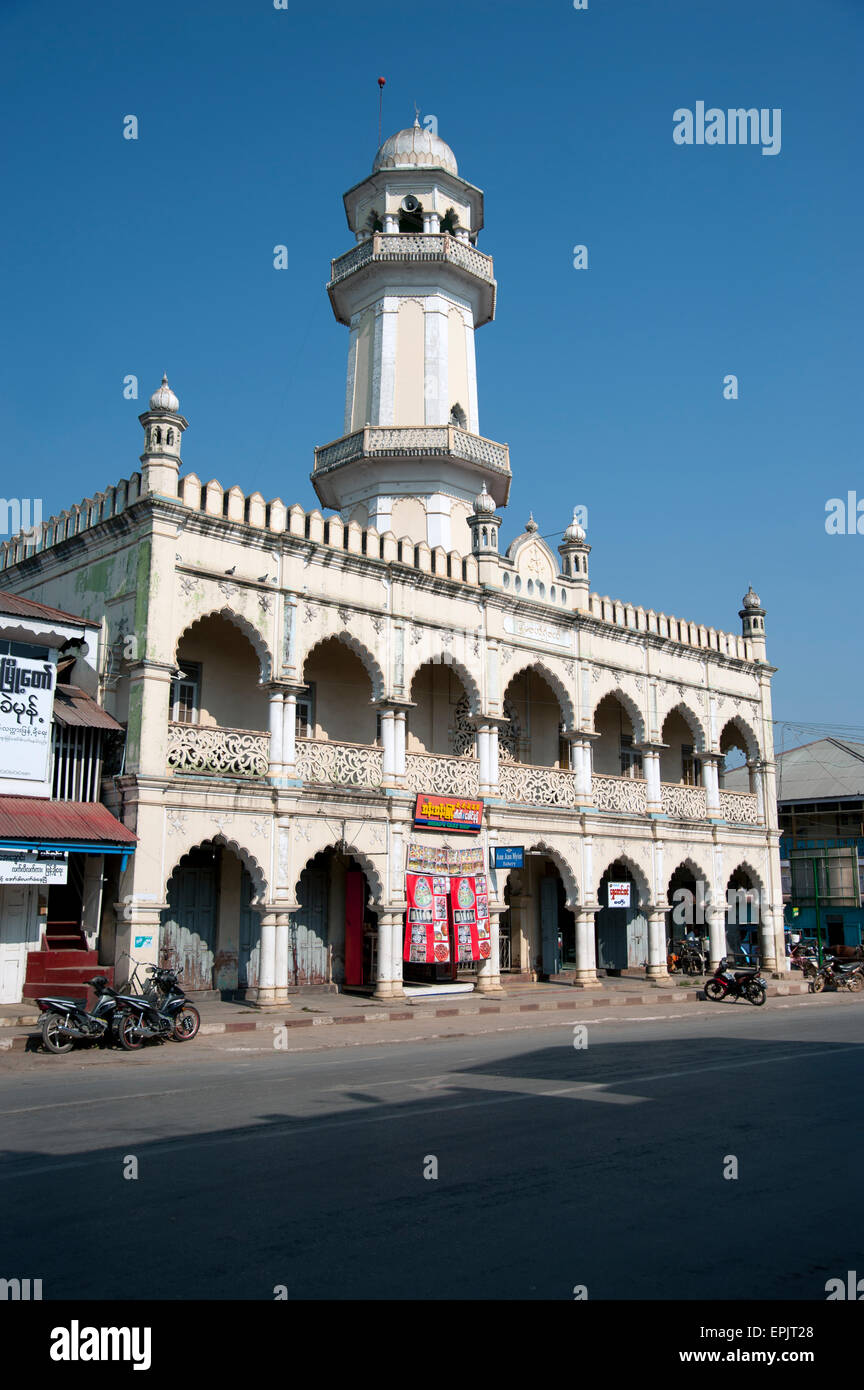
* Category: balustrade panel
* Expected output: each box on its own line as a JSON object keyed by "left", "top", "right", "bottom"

{"left": 405, "top": 752, "right": 479, "bottom": 797}
{"left": 719, "top": 789, "right": 760, "bottom": 824}
{"left": 591, "top": 774, "right": 648, "bottom": 815}
{"left": 167, "top": 723, "right": 269, "bottom": 778}
{"left": 296, "top": 738, "right": 383, "bottom": 789}
{"left": 660, "top": 783, "right": 708, "bottom": 819}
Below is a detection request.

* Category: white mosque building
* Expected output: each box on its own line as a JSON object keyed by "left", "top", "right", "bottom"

{"left": 0, "top": 119, "right": 784, "bottom": 1002}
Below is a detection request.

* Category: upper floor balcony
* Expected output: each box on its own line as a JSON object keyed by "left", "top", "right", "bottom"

{"left": 328, "top": 232, "right": 496, "bottom": 325}
{"left": 161, "top": 616, "right": 764, "bottom": 826}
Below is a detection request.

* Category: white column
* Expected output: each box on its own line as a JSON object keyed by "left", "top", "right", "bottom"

{"left": 256, "top": 911, "right": 277, "bottom": 1006}
{"left": 759, "top": 906, "right": 779, "bottom": 973}
{"left": 749, "top": 761, "right": 766, "bottom": 821}
{"left": 476, "top": 906, "right": 503, "bottom": 993}
{"left": 647, "top": 908, "right": 670, "bottom": 979}
{"left": 707, "top": 907, "right": 726, "bottom": 969}
{"left": 477, "top": 725, "right": 490, "bottom": 792}
{"left": 268, "top": 691, "right": 284, "bottom": 781}
{"left": 274, "top": 911, "right": 291, "bottom": 1002}
{"left": 425, "top": 492, "right": 452, "bottom": 550}
{"left": 282, "top": 693, "right": 297, "bottom": 775}
{"left": 383, "top": 213, "right": 398, "bottom": 235}
{"left": 393, "top": 710, "right": 407, "bottom": 785}
{"left": 381, "top": 709, "right": 396, "bottom": 785}
{"left": 703, "top": 755, "right": 721, "bottom": 816}
{"left": 424, "top": 297, "right": 449, "bottom": 425}
{"left": 575, "top": 739, "right": 592, "bottom": 799}
{"left": 574, "top": 908, "right": 600, "bottom": 986}
{"left": 375, "top": 303, "right": 398, "bottom": 426}
{"left": 643, "top": 749, "right": 662, "bottom": 812}
{"left": 487, "top": 723, "right": 499, "bottom": 793}
{"left": 374, "top": 909, "right": 404, "bottom": 999}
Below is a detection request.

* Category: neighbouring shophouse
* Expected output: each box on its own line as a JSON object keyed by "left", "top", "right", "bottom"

{"left": 728, "top": 737, "right": 864, "bottom": 952}
{"left": 0, "top": 120, "right": 784, "bottom": 1002}
{"left": 0, "top": 592, "right": 136, "bottom": 1003}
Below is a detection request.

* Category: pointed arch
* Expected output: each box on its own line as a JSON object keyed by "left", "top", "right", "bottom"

{"left": 591, "top": 686, "right": 646, "bottom": 743}
{"left": 719, "top": 714, "right": 761, "bottom": 762}
{"left": 660, "top": 700, "right": 708, "bottom": 753}
{"left": 666, "top": 853, "right": 713, "bottom": 895}
{"left": 525, "top": 839, "right": 580, "bottom": 908}
{"left": 293, "top": 840, "right": 385, "bottom": 907}
{"left": 164, "top": 833, "right": 268, "bottom": 905}
{"left": 406, "top": 652, "right": 482, "bottom": 715}
{"left": 504, "top": 659, "right": 576, "bottom": 728}
{"left": 725, "top": 857, "right": 766, "bottom": 896}
{"left": 174, "top": 607, "right": 272, "bottom": 682}
{"left": 302, "top": 631, "right": 386, "bottom": 702}
{"left": 594, "top": 850, "right": 651, "bottom": 906}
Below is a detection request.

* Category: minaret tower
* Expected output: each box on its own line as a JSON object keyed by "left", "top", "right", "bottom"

{"left": 558, "top": 509, "right": 591, "bottom": 610}
{"left": 739, "top": 586, "right": 767, "bottom": 660}
{"left": 312, "top": 117, "right": 511, "bottom": 552}
{"left": 139, "top": 374, "right": 187, "bottom": 496}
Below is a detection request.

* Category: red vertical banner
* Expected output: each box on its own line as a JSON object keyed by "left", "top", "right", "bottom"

{"left": 344, "top": 869, "right": 365, "bottom": 986}
{"left": 449, "top": 874, "right": 492, "bottom": 962}
{"left": 404, "top": 873, "right": 451, "bottom": 963}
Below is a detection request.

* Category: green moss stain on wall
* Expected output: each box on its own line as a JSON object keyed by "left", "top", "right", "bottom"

{"left": 126, "top": 682, "right": 143, "bottom": 769}
{"left": 134, "top": 539, "right": 152, "bottom": 656}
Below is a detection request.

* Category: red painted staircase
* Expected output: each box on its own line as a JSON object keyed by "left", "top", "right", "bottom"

{"left": 23, "top": 935, "right": 114, "bottom": 1002}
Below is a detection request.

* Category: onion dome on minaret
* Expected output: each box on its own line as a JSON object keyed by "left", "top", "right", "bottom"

{"left": 739, "top": 585, "right": 767, "bottom": 655}
{"left": 372, "top": 117, "right": 459, "bottom": 176}
{"left": 558, "top": 507, "right": 590, "bottom": 579}
{"left": 149, "top": 373, "right": 179, "bottom": 413}
{"left": 468, "top": 484, "right": 501, "bottom": 557}
{"left": 138, "top": 373, "right": 188, "bottom": 496}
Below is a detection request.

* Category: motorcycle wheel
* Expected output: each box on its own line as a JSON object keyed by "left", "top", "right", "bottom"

{"left": 746, "top": 982, "right": 766, "bottom": 1006}
{"left": 810, "top": 975, "right": 825, "bottom": 993}
{"left": 173, "top": 1006, "right": 200, "bottom": 1041}
{"left": 41, "top": 1013, "right": 74, "bottom": 1054}
{"left": 847, "top": 974, "right": 864, "bottom": 992}
{"left": 704, "top": 980, "right": 726, "bottom": 1001}
{"left": 118, "top": 1013, "right": 145, "bottom": 1051}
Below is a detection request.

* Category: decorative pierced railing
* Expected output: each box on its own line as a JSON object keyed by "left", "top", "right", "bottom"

{"left": 295, "top": 738, "right": 383, "bottom": 789}
{"left": 660, "top": 783, "right": 708, "bottom": 820}
{"left": 405, "top": 752, "right": 480, "bottom": 797}
{"left": 719, "top": 789, "right": 760, "bottom": 824}
{"left": 167, "top": 723, "right": 269, "bottom": 778}
{"left": 498, "top": 762, "right": 580, "bottom": 808}
{"left": 314, "top": 425, "right": 510, "bottom": 477}
{"left": 329, "top": 233, "right": 495, "bottom": 288}
{"left": 592, "top": 773, "right": 648, "bottom": 815}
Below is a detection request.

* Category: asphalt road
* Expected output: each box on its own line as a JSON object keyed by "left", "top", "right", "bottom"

{"left": 1, "top": 999, "right": 861, "bottom": 1300}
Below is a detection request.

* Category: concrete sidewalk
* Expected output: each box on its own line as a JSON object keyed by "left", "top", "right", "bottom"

{"left": 0, "top": 974, "right": 814, "bottom": 1050}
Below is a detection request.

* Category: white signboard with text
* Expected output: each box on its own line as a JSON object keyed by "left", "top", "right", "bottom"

{"left": 608, "top": 881, "right": 631, "bottom": 909}
{"left": 0, "top": 849, "right": 68, "bottom": 885}
{"left": 0, "top": 655, "right": 56, "bottom": 781}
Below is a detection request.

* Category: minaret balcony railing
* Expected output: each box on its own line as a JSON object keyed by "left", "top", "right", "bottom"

{"left": 329, "top": 232, "right": 495, "bottom": 290}
{"left": 314, "top": 425, "right": 510, "bottom": 478}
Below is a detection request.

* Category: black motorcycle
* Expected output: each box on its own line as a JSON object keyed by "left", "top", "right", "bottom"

{"left": 704, "top": 957, "right": 767, "bottom": 1006}
{"left": 115, "top": 965, "right": 200, "bottom": 1050}
{"left": 810, "top": 957, "right": 864, "bottom": 993}
{"left": 36, "top": 975, "right": 120, "bottom": 1054}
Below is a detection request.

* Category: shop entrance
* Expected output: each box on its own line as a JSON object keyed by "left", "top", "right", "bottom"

{"left": 595, "top": 862, "right": 643, "bottom": 974}
{"left": 292, "top": 849, "right": 377, "bottom": 989}
{"left": 160, "top": 842, "right": 257, "bottom": 994}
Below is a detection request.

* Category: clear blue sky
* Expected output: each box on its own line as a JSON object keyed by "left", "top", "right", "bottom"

{"left": 1, "top": 0, "right": 860, "bottom": 733}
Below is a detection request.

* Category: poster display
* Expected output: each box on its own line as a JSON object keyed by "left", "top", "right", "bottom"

{"left": 0, "top": 655, "right": 56, "bottom": 781}
{"left": 450, "top": 873, "right": 492, "bottom": 961}
{"left": 406, "top": 843, "right": 485, "bottom": 875}
{"left": 404, "top": 872, "right": 451, "bottom": 964}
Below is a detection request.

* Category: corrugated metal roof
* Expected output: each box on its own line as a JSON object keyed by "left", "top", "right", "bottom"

{"left": 0, "top": 590, "right": 99, "bottom": 628}
{"left": 0, "top": 797, "right": 137, "bottom": 844}
{"left": 53, "top": 684, "right": 123, "bottom": 731}
{"left": 726, "top": 738, "right": 864, "bottom": 803}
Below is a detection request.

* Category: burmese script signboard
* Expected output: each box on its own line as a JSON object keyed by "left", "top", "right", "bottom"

{"left": 0, "top": 655, "right": 56, "bottom": 781}
{"left": 413, "top": 793, "right": 484, "bottom": 834}
{"left": 0, "top": 849, "right": 68, "bottom": 885}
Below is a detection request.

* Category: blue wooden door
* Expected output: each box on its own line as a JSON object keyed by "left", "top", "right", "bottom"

{"left": 160, "top": 853, "right": 218, "bottom": 990}
{"left": 238, "top": 868, "right": 259, "bottom": 989}
{"left": 541, "top": 878, "right": 560, "bottom": 975}
{"left": 291, "top": 862, "right": 329, "bottom": 985}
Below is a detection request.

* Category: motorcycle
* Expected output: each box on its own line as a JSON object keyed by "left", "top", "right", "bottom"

{"left": 810, "top": 957, "right": 864, "bottom": 993}
{"left": 114, "top": 964, "right": 200, "bottom": 1050}
{"left": 704, "top": 957, "right": 767, "bottom": 1006}
{"left": 36, "top": 976, "right": 120, "bottom": 1054}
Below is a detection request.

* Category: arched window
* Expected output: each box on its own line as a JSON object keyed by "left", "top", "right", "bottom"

{"left": 166, "top": 429, "right": 175, "bottom": 446}
{"left": 441, "top": 208, "right": 459, "bottom": 234}
{"left": 154, "top": 426, "right": 161, "bottom": 445}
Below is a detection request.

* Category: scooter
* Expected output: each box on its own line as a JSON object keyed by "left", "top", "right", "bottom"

{"left": 114, "top": 964, "right": 200, "bottom": 1050}
{"left": 36, "top": 976, "right": 120, "bottom": 1054}
{"left": 704, "top": 957, "right": 767, "bottom": 1006}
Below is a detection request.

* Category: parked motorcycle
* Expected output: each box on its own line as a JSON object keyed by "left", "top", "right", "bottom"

{"left": 36, "top": 976, "right": 120, "bottom": 1054}
{"left": 115, "top": 964, "right": 200, "bottom": 1050}
{"left": 810, "top": 957, "right": 864, "bottom": 993}
{"left": 704, "top": 957, "right": 767, "bottom": 1006}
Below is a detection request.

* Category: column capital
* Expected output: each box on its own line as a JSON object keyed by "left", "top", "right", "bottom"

{"left": 634, "top": 741, "right": 668, "bottom": 754}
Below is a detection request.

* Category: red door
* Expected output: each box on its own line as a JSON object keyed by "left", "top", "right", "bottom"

{"left": 344, "top": 870, "right": 365, "bottom": 987}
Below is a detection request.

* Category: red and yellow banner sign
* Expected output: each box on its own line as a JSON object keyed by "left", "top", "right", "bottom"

{"left": 413, "top": 793, "right": 484, "bottom": 834}
{"left": 404, "top": 872, "right": 451, "bottom": 964}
